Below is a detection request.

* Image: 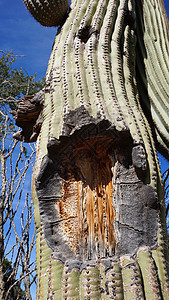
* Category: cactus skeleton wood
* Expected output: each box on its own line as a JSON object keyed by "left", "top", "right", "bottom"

{"left": 17, "top": 0, "right": 169, "bottom": 298}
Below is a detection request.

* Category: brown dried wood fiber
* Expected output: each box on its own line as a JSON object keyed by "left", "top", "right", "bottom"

{"left": 55, "top": 136, "right": 115, "bottom": 258}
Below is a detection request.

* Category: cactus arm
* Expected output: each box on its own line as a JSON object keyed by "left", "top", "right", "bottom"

{"left": 23, "top": 0, "right": 69, "bottom": 26}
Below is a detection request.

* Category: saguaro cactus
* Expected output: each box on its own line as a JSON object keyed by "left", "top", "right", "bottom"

{"left": 17, "top": 0, "right": 169, "bottom": 298}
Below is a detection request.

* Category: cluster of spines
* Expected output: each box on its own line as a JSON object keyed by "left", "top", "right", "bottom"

{"left": 81, "top": 0, "right": 106, "bottom": 118}
{"left": 35, "top": 246, "right": 169, "bottom": 299}
{"left": 98, "top": 0, "right": 126, "bottom": 131}
{"left": 137, "top": 247, "right": 164, "bottom": 299}
{"left": 120, "top": 256, "right": 144, "bottom": 298}
{"left": 101, "top": 260, "right": 124, "bottom": 299}
{"left": 23, "top": 0, "right": 69, "bottom": 26}
{"left": 62, "top": 263, "right": 80, "bottom": 298}
{"left": 36, "top": 226, "right": 52, "bottom": 299}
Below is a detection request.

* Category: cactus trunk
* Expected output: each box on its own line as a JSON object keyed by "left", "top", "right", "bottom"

{"left": 20, "top": 0, "right": 169, "bottom": 298}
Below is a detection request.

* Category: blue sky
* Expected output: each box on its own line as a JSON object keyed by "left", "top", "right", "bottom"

{"left": 0, "top": 0, "right": 57, "bottom": 79}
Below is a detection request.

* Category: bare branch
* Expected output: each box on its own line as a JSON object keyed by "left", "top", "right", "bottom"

{"left": 0, "top": 50, "right": 26, "bottom": 57}
{"left": 4, "top": 267, "right": 36, "bottom": 300}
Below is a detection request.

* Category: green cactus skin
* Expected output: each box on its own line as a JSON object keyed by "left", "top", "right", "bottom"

{"left": 120, "top": 256, "right": 144, "bottom": 299}
{"left": 136, "top": 0, "right": 169, "bottom": 160}
{"left": 22, "top": 0, "right": 169, "bottom": 298}
{"left": 23, "top": 0, "right": 69, "bottom": 26}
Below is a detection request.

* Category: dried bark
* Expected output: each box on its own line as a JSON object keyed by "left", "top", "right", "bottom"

{"left": 12, "top": 90, "right": 44, "bottom": 142}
